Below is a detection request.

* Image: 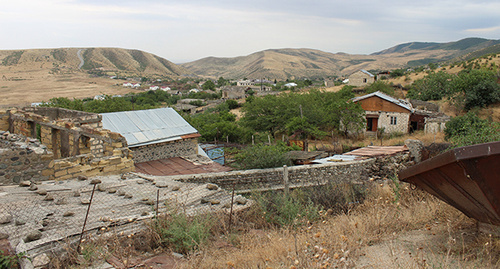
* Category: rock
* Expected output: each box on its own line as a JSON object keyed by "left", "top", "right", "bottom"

{"left": 25, "top": 230, "right": 43, "bottom": 242}
{"left": 44, "top": 194, "right": 54, "bottom": 201}
{"left": 19, "top": 180, "right": 31, "bottom": 187}
{"left": 121, "top": 174, "right": 127, "bottom": 180}
{"left": 206, "top": 183, "right": 219, "bottom": 190}
{"left": 29, "top": 182, "right": 38, "bottom": 191}
{"left": 97, "top": 184, "right": 107, "bottom": 192}
{"left": 222, "top": 203, "right": 231, "bottom": 208}
{"left": 77, "top": 175, "right": 88, "bottom": 181}
{"left": 32, "top": 253, "right": 50, "bottom": 268}
{"left": 36, "top": 189, "right": 48, "bottom": 195}
{"left": 107, "top": 188, "right": 117, "bottom": 194}
{"left": 136, "top": 180, "right": 145, "bottom": 184}
{"left": 81, "top": 198, "right": 90, "bottom": 205}
{"left": 405, "top": 139, "right": 424, "bottom": 163}
{"left": 172, "top": 252, "right": 184, "bottom": 259}
{"left": 210, "top": 200, "right": 220, "bottom": 205}
{"left": 155, "top": 181, "right": 168, "bottom": 188}
{"left": 90, "top": 179, "right": 102, "bottom": 184}
{"left": 200, "top": 198, "right": 210, "bottom": 204}
{"left": 141, "top": 211, "right": 149, "bottom": 216}
{"left": 55, "top": 197, "right": 67, "bottom": 205}
{"left": 235, "top": 196, "right": 247, "bottom": 205}
{"left": 63, "top": 211, "right": 75, "bottom": 217}
{"left": 73, "top": 190, "right": 81, "bottom": 197}
{"left": 124, "top": 193, "right": 133, "bottom": 199}
{"left": 15, "top": 219, "right": 27, "bottom": 226}
{"left": 117, "top": 190, "right": 126, "bottom": 196}
{"left": 0, "top": 213, "right": 13, "bottom": 224}
{"left": 171, "top": 185, "right": 180, "bottom": 191}
{"left": 143, "top": 199, "right": 154, "bottom": 205}
{"left": 0, "top": 232, "right": 8, "bottom": 240}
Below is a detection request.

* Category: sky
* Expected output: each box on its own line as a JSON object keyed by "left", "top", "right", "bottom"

{"left": 1, "top": 0, "right": 499, "bottom": 63}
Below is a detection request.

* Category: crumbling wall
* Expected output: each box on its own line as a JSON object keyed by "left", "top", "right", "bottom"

{"left": 0, "top": 132, "right": 53, "bottom": 185}
{"left": 1, "top": 107, "right": 135, "bottom": 185}
{"left": 132, "top": 138, "right": 198, "bottom": 163}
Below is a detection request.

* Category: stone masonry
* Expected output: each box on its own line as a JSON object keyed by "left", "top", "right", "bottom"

{"left": 0, "top": 107, "right": 135, "bottom": 185}
{"left": 132, "top": 138, "right": 198, "bottom": 163}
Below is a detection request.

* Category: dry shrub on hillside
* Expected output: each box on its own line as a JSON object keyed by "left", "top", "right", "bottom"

{"left": 181, "top": 182, "right": 500, "bottom": 269}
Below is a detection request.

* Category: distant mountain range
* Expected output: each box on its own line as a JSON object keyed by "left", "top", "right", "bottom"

{"left": 1, "top": 38, "right": 499, "bottom": 80}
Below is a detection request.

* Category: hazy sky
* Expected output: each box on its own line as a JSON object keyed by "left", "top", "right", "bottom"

{"left": 1, "top": 0, "right": 499, "bottom": 63}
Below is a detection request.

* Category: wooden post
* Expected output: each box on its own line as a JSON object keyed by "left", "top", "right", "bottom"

{"left": 283, "top": 165, "right": 289, "bottom": 198}
{"left": 268, "top": 134, "right": 271, "bottom": 144}
{"left": 252, "top": 135, "right": 254, "bottom": 145}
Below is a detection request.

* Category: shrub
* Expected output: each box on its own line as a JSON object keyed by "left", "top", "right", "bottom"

{"left": 154, "top": 212, "right": 214, "bottom": 254}
{"left": 230, "top": 142, "right": 296, "bottom": 170}
{"left": 444, "top": 112, "right": 500, "bottom": 147}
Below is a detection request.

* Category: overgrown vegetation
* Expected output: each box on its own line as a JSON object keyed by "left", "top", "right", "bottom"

{"left": 444, "top": 112, "right": 500, "bottom": 147}
{"left": 229, "top": 142, "right": 298, "bottom": 170}
{"left": 407, "top": 67, "right": 500, "bottom": 111}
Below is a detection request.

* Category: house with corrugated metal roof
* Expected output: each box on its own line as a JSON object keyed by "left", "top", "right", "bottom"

{"left": 101, "top": 107, "right": 201, "bottom": 163}
{"left": 352, "top": 91, "right": 414, "bottom": 134}
{"left": 348, "top": 69, "right": 375, "bottom": 87}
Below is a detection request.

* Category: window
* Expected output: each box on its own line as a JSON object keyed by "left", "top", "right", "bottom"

{"left": 390, "top": 116, "right": 397, "bottom": 125}
{"left": 363, "top": 78, "right": 367, "bottom": 83}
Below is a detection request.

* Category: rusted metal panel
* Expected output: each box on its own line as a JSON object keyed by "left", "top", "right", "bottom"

{"left": 399, "top": 141, "right": 500, "bottom": 225}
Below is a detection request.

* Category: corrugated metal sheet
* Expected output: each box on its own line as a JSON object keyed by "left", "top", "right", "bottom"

{"left": 101, "top": 108, "right": 198, "bottom": 147}
{"left": 399, "top": 141, "right": 500, "bottom": 225}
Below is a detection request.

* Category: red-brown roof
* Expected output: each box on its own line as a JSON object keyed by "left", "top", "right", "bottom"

{"left": 135, "top": 157, "right": 231, "bottom": 176}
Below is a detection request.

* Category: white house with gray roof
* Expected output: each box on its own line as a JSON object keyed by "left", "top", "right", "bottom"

{"left": 348, "top": 69, "right": 375, "bottom": 87}
{"left": 352, "top": 91, "right": 414, "bottom": 134}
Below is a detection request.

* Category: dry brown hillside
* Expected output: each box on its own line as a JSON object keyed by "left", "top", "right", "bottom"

{"left": 0, "top": 48, "right": 190, "bottom": 107}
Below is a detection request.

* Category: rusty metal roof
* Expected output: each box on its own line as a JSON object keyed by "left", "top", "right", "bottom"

{"left": 101, "top": 108, "right": 198, "bottom": 147}
{"left": 399, "top": 141, "right": 500, "bottom": 225}
{"left": 345, "top": 145, "right": 408, "bottom": 157}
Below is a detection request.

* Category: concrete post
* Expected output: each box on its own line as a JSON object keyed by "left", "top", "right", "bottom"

{"left": 283, "top": 165, "right": 289, "bottom": 198}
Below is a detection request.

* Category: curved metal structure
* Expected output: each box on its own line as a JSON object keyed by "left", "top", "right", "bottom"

{"left": 399, "top": 141, "right": 500, "bottom": 225}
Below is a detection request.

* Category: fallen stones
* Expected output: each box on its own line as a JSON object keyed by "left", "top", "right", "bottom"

{"left": 25, "top": 230, "right": 42, "bottom": 242}
{"left": 36, "top": 189, "right": 47, "bottom": 196}
{"left": 0, "top": 232, "right": 9, "bottom": 240}
{"left": 29, "top": 182, "right": 38, "bottom": 191}
{"left": 206, "top": 183, "right": 219, "bottom": 190}
{"left": 32, "top": 253, "right": 50, "bottom": 268}
{"left": 155, "top": 181, "right": 168, "bottom": 188}
{"left": 0, "top": 213, "right": 13, "bottom": 224}
{"left": 117, "top": 190, "right": 126, "bottom": 196}
{"left": 81, "top": 198, "right": 91, "bottom": 205}
{"left": 235, "top": 196, "right": 247, "bottom": 205}
{"left": 55, "top": 197, "right": 67, "bottom": 205}
{"left": 19, "top": 180, "right": 31, "bottom": 187}
{"left": 171, "top": 185, "right": 180, "bottom": 191}
{"left": 73, "top": 190, "right": 81, "bottom": 197}
{"left": 90, "top": 179, "right": 102, "bottom": 185}
{"left": 43, "top": 194, "right": 55, "bottom": 201}
{"left": 77, "top": 175, "right": 88, "bottom": 181}
{"left": 16, "top": 219, "right": 27, "bottom": 226}
{"left": 107, "top": 188, "right": 117, "bottom": 194}
{"left": 63, "top": 211, "right": 75, "bottom": 217}
{"left": 97, "top": 184, "right": 107, "bottom": 192}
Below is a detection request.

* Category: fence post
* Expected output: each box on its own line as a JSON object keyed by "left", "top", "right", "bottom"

{"left": 283, "top": 165, "right": 289, "bottom": 198}
{"left": 77, "top": 181, "right": 98, "bottom": 253}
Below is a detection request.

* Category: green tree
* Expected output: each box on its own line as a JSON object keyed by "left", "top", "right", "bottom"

{"left": 449, "top": 69, "right": 500, "bottom": 111}
{"left": 231, "top": 142, "right": 294, "bottom": 170}
{"left": 444, "top": 112, "right": 500, "bottom": 147}
{"left": 406, "top": 71, "right": 453, "bottom": 101}
{"left": 202, "top": 80, "right": 216, "bottom": 91}
{"left": 364, "top": 81, "right": 394, "bottom": 96}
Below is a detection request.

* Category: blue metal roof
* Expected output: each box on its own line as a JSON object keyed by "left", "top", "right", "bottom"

{"left": 101, "top": 108, "right": 198, "bottom": 147}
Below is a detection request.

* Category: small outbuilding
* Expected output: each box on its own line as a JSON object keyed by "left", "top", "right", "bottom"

{"left": 348, "top": 69, "right": 375, "bottom": 87}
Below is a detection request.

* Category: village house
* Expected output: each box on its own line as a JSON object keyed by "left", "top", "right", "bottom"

{"left": 100, "top": 107, "right": 200, "bottom": 164}
{"left": 222, "top": 86, "right": 247, "bottom": 99}
{"left": 352, "top": 91, "right": 413, "bottom": 134}
{"left": 348, "top": 69, "right": 375, "bottom": 87}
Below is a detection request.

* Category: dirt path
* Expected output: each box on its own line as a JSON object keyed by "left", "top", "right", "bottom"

{"left": 77, "top": 49, "right": 85, "bottom": 69}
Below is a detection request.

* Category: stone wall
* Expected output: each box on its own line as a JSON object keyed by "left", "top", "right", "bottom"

{"left": 425, "top": 116, "right": 449, "bottom": 134}
{"left": 133, "top": 138, "right": 198, "bottom": 163}
{"left": 1, "top": 107, "right": 135, "bottom": 185}
{"left": 158, "top": 158, "right": 376, "bottom": 192}
{"left": 0, "top": 132, "right": 53, "bottom": 185}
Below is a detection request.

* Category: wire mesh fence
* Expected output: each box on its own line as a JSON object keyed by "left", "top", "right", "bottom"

{"left": 0, "top": 172, "right": 258, "bottom": 258}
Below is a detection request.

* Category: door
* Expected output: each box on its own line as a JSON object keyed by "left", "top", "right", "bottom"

{"left": 367, "top": 117, "right": 378, "bottom": 131}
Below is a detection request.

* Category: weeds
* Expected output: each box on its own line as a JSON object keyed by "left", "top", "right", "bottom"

{"left": 153, "top": 212, "right": 214, "bottom": 254}
{"left": 1, "top": 250, "right": 27, "bottom": 269}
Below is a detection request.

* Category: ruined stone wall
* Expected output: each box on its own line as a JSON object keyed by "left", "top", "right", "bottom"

{"left": 0, "top": 132, "right": 53, "bottom": 185}
{"left": 1, "top": 107, "right": 135, "bottom": 185}
{"left": 132, "top": 138, "right": 198, "bottom": 163}
{"left": 165, "top": 158, "right": 376, "bottom": 191}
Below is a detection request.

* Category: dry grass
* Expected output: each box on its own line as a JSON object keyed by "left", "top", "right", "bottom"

{"left": 180, "top": 183, "right": 500, "bottom": 269}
